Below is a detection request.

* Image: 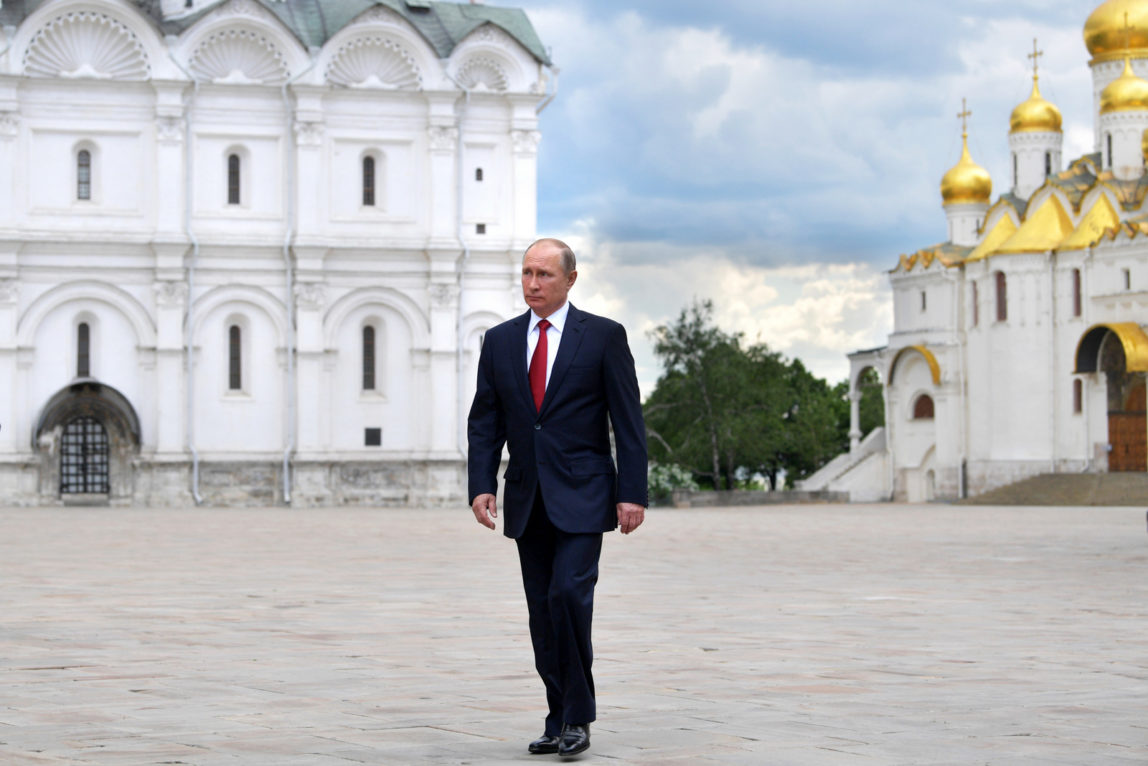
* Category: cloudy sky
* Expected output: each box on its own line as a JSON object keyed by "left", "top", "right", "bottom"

{"left": 503, "top": 0, "right": 1101, "bottom": 396}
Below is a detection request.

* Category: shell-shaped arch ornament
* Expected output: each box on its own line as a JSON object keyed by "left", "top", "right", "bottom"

{"left": 456, "top": 56, "right": 509, "bottom": 92}
{"left": 325, "top": 36, "right": 421, "bottom": 90}
{"left": 189, "top": 29, "right": 290, "bottom": 85}
{"left": 24, "top": 11, "right": 150, "bottom": 81}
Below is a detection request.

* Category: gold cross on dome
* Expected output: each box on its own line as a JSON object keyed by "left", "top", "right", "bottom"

{"left": 1028, "top": 38, "right": 1043, "bottom": 80}
{"left": 957, "top": 98, "right": 971, "bottom": 136}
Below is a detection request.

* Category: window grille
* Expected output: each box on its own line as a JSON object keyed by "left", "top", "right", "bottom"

{"left": 60, "top": 416, "right": 109, "bottom": 494}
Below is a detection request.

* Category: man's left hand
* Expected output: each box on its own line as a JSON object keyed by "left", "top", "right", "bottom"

{"left": 617, "top": 502, "right": 645, "bottom": 534}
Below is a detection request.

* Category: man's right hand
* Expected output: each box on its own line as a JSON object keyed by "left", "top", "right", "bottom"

{"left": 471, "top": 493, "right": 498, "bottom": 530}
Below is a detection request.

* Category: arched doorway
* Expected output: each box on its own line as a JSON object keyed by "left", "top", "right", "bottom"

{"left": 34, "top": 380, "right": 141, "bottom": 503}
{"left": 1075, "top": 323, "right": 1148, "bottom": 472}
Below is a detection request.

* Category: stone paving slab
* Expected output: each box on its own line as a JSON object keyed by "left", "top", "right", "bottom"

{"left": 1, "top": 504, "right": 1146, "bottom": 765}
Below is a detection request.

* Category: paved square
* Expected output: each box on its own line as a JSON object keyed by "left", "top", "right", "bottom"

{"left": 1, "top": 504, "right": 1146, "bottom": 765}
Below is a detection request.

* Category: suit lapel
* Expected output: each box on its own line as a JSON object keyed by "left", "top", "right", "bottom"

{"left": 510, "top": 309, "right": 534, "bottom": 412}
{"left": 539, "top": 303, "right": 587, "bottom": 416}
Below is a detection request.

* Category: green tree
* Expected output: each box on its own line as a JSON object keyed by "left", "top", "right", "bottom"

{"left": 644, "top": 300, "right": 852, "bottom": 491}
{"left": 857, "top": 367, "right": 885, "bottom": 438}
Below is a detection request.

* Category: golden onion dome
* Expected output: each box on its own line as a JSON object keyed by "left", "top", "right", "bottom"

{"left": 1100, "top": 56, "right": 1148, "bottom": 112}
{"left": 1085, "top": 0, "right": 1148, "bottom": 62}
{"left": 1010, "top": 79, "right": 1063, "bottom": 133}
{"left": 940, "top": 135, "right": 992, "bottom": 206}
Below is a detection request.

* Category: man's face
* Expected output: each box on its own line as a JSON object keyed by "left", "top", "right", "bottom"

{"left": 522, "top": 243, "right": 576, "bottom": 318}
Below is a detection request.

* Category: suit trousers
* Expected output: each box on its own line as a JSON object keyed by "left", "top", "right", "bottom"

{"left": 516, "top": 490, "right": 603, "bottom": 735}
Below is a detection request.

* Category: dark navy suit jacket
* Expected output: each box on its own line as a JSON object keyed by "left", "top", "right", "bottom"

{"left": 467, "top": 303, "right": 648, "bottom": 538}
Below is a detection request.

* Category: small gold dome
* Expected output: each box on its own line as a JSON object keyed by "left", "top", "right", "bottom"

{"left": 1100, "top": 57, "right": 1148, "bottom": 112}
{"left": 1010, "top": 79, "right": 1063, "bottom": 133}
{"left": 1084, "top": 0, "right": 1148, "bottom": 62}
{"left": 940, "top": 135, "right": 992, "bottom": 206}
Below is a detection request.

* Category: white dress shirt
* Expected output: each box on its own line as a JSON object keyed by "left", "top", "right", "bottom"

{"left": 526, "top": 301, "right": 569, "bottom": 387}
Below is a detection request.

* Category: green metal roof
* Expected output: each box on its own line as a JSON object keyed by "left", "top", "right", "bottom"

{"left": 3, "top": 1, "right": 550, "bottom": 66}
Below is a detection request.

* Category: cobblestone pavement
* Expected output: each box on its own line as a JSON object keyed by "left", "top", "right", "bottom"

{"left": 1, "top": 504, "right": 1146, "bottom": 765}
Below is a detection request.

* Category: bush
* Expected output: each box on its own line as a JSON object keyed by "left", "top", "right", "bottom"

{"left": 648, "top": 462, "right": 700, "bottom": 504}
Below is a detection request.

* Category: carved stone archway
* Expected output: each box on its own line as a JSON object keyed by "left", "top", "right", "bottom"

{"left": 34, "top": 380, "right": 141, "bottom": 503}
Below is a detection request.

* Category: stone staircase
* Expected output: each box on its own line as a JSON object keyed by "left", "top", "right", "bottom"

{"left": 960, "top": 472, "right": 1148, "bottom": 506}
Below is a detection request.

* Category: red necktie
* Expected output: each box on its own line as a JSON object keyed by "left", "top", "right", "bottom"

{"left": 529, "top": 319, "right": 550, "bottom": 411}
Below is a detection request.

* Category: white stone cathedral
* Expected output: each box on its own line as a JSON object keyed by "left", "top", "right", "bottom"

{"left": 805, "top": 0, "right": 1148, "bottom": 502}
{"left": 0, "top": 0, "right": 553, "bottom": 506}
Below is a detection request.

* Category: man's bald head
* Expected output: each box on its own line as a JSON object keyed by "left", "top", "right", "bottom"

{"left": 525, "top": 238, "right": 576, "bottom": 276}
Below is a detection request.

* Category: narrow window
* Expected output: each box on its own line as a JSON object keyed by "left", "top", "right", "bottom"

{"left": 227, "top": 154, "right": 240, "bottom": 205}
{"left": 77, "top": 322, "right": 90, "bottom": 377}
{"left": 228, "top": 324, "right": 241, "bottom": 390}
{"left": 362, "top": 325, "right": 376, "bottom": 390}
{"left": 475, "top": 167, "right": 484, "bottom": 182}
{"left": 77, "top": 150, "right": 91, "bottom": 201}
{"left": 995, "top": 271, "right": 1007, "bottom": 322}
{"left": 971, "top": 280, "right": 979, "bottom": 327}
{"left": 1072, "top": 268, "right": 1082, "bottom": 317}
{"left": 476, "top": 223, "right": 486, "bottom": 234}
{"left": 1073, "top": 379, "right": 1083, "bottom": 414}
{"left": 920, "top": 291, "right": 927, "bottom": 312}
{"left": 1123, "top": 268, "right": 1131, "bottom": 290}
{"left": 912, "top": 394, "right": 935, "bottom": 420}
{"left": 1012, "top": 153, "right": 1018, "bottom": 188}
{"left": 1044, "top": 151, "right": 1051, "bottom": 177}
{"left": 364, "top": 427, "right": 382, "bottom": 446}
{"left": 1107, "top": 134, "right": 1113, "bottom": 168}
{"left": 362, "top": 156, "right": 375, "bottom": 206}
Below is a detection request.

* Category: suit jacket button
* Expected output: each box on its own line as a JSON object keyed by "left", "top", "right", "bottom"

{"left": 534, "top": 423, "right": 541, "bottom": 430}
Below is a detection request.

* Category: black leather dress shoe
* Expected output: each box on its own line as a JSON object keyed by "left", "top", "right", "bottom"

{"left": 528, "top": 734, "right": 560, "bottom": 754}
{"left": 559, "top": 723, "right": 590, "bottom": 757}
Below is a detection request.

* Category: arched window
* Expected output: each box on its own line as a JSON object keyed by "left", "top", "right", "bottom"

{"left": 912, "top": 394, "right": 935, "bottom": 420}
{"left": 995, "top": 271, "right": 1007, "bottom": 322}
{"left": 227, "top": 154, "right": 241, "bottom": 205}
{"left": 1073, "top": 378, "right": 1083, "bottom": 414}
{"left": 971, "top": 280, "right": 979, "bottom": 327}
{"left": 362, "top": 325, "right": 376, "bottom": 390}
{"left": 77, "top": 322, "right": 90, "bottom": 377}
{"left": 1072, "top": 268, "right": 1082, "bottom": 317}
{"left": 228, "top": 324, "right": 242, "bottom": 390}
{"left": 1044, "top": 151, "right": 1051, "bottom": 177}
{"left": 362, "top": 156, "right": 375, "bottom": 206}
{"left": 77, "top": 149, "right": 91, "bottom": 201}
{"left": 1124, "top": 268, "right": 1132, "bottom": 290}
{"left": 1107, "top": 134, "right": 1113, "bottom": 168}
{"left": 920, "top": 290, "right": 927, "bottom": 312}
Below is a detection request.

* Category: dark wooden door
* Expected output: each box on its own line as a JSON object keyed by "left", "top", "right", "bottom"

{"left": 1109, "top": 413, "right": 1147, "bottom": 471}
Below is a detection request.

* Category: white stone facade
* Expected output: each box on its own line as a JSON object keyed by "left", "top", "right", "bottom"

{"left": 0, "top": 0, "right": 553, "bottom": 506}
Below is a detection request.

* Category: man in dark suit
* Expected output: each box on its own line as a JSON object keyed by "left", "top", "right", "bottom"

{"left": 468, "top": 237, "right": 648, "bottom": 757}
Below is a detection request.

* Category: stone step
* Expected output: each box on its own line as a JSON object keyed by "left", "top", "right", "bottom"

{"left": 960, "top": 472, "right": 1148, "bottom": 506}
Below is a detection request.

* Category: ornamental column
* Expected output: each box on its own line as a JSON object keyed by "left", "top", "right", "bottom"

{"left": 849, "top": 388, "right": 862, "bottom": 452}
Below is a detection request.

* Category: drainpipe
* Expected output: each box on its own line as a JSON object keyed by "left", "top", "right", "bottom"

{"left": 168, "top": 50, "right": 203, "bottom": 505}
{"left": 279, "top": 54, "right": 319, "bottom": 505}
{"left": 442, "top": 66, "right": 472, "bottom": 463}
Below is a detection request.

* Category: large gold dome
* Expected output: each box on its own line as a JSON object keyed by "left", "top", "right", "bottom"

{"left": 1085, "top": 0, "right": 1148, "bottom": 62}
{"left": 1100, "top": 57, "right": 1148, "bottom": 112}
{"left": 940, "top": 136, "right": 992, "bottom": 206}
{"left": 1010, "top": 79, "right": 1063, "bottom": 133}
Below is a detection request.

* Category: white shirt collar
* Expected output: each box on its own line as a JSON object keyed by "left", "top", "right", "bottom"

{"left": 529, "top": 301, "right": 570, "bottom": 334}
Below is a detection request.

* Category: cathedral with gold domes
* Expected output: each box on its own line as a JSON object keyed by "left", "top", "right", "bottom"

{"left": 803, "top": 0, "right": 1148, "bottom": 501}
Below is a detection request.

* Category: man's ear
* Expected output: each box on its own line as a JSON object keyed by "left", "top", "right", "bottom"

{"left": 567, "top": 269, "right": 578, "bottom": 288}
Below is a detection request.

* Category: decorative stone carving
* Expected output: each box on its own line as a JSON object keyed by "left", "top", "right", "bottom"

{"left": 0, "top": 112, "right": 18, "bottom": 139}
{"left": 429, "top": 283, "right": 459, "bottom": 309}
{"left": 457, "top": 56, "right": 509, "bottom": 92}
{"left": 0, "top": 280, "right": 19, "bottom": 304}
{"left": 189, "top": 28, "right": 290, "bottom": 85}
{"left": 24, "top": 11, "right": 150, "bottom": 81}
{"left": 155, "top": 115, "right": 183, "bottom": 144}
{"left": 294, "top": 282, "right": 327, "bottom": 310}
{"left": 154, "top": 281, "right": 187, "bottom": 308}
{"left": 326, "top": 36, "right": 421, "bottom": 90}
{"left": 428, "top": 125, "right": 458, "bottom": 152}
{"left": 349, "top": 6, "right": 407, "bottom": 29}
{"left": 511, "top": 129, "right": 541, "bottom": 155}
{"left": 471, "top": 24, "right": 515, "bottom": 48}
{"left": 293, "top": 120, "right": 324, "bottom": 147}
